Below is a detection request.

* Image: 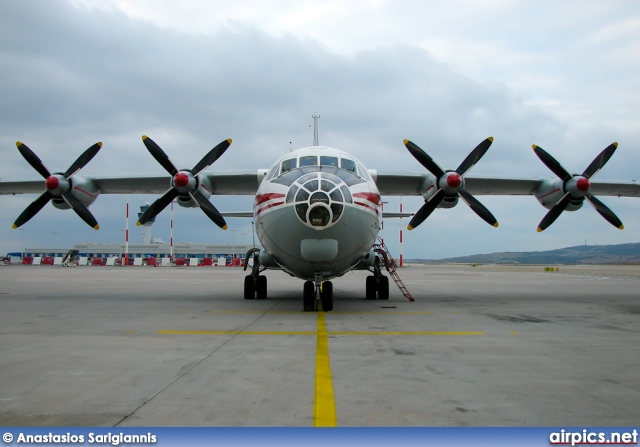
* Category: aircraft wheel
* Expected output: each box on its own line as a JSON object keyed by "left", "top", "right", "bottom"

{"left": 244, "top": 275, "right": 255, "bottom": 299}
{"left": 303, "top": 281, "right": 315, "bottom": 311}
{"left": 256, "top": 275, "right": 268, "bottom": 299}
{"left": 378, "top": 276, "right": 390, "bottom": 300}
{"left": 365, "top": 276, "right": 377, "bottom": 300}
{"left": 321, "top": 281, "right": 333, "bottom": 312}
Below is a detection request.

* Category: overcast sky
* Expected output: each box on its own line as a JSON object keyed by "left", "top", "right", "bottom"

{"left": 1, "top": 0, "right": 639, "bottom": 259}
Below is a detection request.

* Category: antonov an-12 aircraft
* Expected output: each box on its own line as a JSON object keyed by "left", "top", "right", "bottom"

{"left": 2, "top": 116, "right": 640, "bottom": 311}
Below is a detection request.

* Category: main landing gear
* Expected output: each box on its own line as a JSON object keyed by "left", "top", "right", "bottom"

{"left": 244, "top": 248, "right": 268, "bottom": 300}
{"left": 303, "top": 273, "right": 333, "bottom": 312}
{"left": 366, "top": 255, "right": 390, "bottom": 300}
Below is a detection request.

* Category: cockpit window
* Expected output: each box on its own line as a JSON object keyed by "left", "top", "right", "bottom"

{"left": 320, "top": 156, "right": 339, "bottom": 167}
{"left": 281, "top": 158, "right": 297, "bottom": 173}
{"left": 341, "top": 158, "right": 357, "bottom": 174}
{"left": 300, "top": 156, "right": 318, "bottom": 167}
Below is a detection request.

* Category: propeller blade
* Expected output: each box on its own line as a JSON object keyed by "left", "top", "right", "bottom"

{"left": 532, "top": 144, "right": 572, "bottom": 182}
{"left": 403, "top": 140, "right": 445, "bottom": 178}
{"left": 407, "top": 189, "right": 446, "bottom": 230}
{"left": 142, "top": 136, "right": 178, "bottom": 176}
{"left": 190, "top": 189, "right": 228, "bottom": 229}
{"left": 585, "top": 193, "right": 624, "bottom": 229}
{"left": 458, "top": 188, "right": 499, "bottom": 227}
{"left": 64, "top": 142, "right": 103, "bottom": 179}
{"left": 192, "top": 139, "right": 232, "bottom": 176}
{"left": 62, "top": 191, "right": 99, "bottom": 230}
{"left": 13, "top": 192, "right": 52, "bottom": 228}
{"left": 137, "top": 189, "right": 178, "bottom": 226}
{"left": 582, "top": 142, "right": 618, "bottom": 179}
{"left": 16, "top": 141, "right": 51, "bottom": 179}
{"left": 537, "top": 192, "right": 572, "bottom": 232}
{"left": 456, "top": 137, "right": 493, "bottom": 176}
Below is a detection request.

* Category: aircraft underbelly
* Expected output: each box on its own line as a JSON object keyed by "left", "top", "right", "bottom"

{"left": 257, "top": 205, "right": 379, "bottom": 280}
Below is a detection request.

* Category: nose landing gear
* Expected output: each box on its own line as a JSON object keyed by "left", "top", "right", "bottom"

{"left": 303, "top": 273, "right": 333, "bottom": 312}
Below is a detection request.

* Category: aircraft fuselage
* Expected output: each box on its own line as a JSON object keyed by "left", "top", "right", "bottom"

{"left": 254, "top": 146, "right": 382, "bottom": 281}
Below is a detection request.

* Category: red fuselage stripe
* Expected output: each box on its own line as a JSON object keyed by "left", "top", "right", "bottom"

{"left": 255, "top": 192, "right": 286, "bottom": 206}
{"left": 256, "top": 201, "right": 285, "bottom": 215}
{"left": 352, "top": 192, "right": 381, "bottom": 205}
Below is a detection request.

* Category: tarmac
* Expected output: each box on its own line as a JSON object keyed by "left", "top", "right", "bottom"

{"left": 0, "top": 263, "right": 639, "bottom": 427}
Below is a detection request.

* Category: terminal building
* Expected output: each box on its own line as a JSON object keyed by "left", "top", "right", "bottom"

{"left": 5, "top": 204, "right": 258, "bottom": 266}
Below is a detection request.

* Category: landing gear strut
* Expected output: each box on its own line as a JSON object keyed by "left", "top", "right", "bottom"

{"left": 303, "top": 273, "right": 333, "bottom": 312}
{"left": 244, "top": 248, "right": 268, "bottom": 299}
{"left": 366, "top": 255, "right": 389, "bottom": 300}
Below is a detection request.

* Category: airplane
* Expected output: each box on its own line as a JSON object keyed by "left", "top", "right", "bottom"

{"left": 2, "top": 116, "right": 640, "bottom": 311}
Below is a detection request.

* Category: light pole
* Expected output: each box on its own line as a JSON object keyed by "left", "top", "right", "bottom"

{"left": 20, "top": 228, "right": 25, "bottom": 259}
{"left": 231, "top": 229, "right": 237, "bottom": 259}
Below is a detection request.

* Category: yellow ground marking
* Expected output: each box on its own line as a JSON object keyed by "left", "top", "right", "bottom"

{"left": 158, "top": 330, "right": 317, "bottom": 335}
{"left": 157, "top": 330, "right": 483, "bottom": 336}
{"left": 157, "top": 314, "right": 485, "bottom": 428}
{"left": 313, "top": 311, "right": 336, "bottom": 427}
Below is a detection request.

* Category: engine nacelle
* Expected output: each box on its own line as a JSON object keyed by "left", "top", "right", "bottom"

{"left": 420, "top": 172, "right": 459, "bottom": 209}
{"left": 176, "top": 182, "right": 212, "bottom": 208}
{"left": 51, "top": 175, "right": 101, "bottom": 210}
{"left": 533, "top": 178, "right": 583, "bottom": 211}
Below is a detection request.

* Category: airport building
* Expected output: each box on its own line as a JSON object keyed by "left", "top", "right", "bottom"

{"left": 4, "top": 204, "right": 258, "bottom": 266}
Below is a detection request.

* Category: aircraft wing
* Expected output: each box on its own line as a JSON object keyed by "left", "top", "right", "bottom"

{"left": 0, "top": 171, "right": 263, "bottom": 196}
{"left": 374, "top": 173, "right": 640, "bottom": 197}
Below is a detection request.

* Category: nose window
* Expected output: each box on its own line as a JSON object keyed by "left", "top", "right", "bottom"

{"left": 309, "top": 207, "right": 331, "bottom": 227}
{"left": 289, "top": 172, "right": 350, "bottom": 229}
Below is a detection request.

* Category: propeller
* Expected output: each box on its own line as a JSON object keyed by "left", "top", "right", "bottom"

{"left": 403, "top": 137, "right": 499, "bottom": 230}
{"left": 533, "top": 143, "right": 623, "bottom": 232}
{"left": 136, "top": 136, "right": 232, "bottom": 229}
{"left": 12, "top": 141, "right": 102, "bottom": 229}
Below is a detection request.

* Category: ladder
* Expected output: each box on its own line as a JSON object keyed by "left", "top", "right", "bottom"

{"left": 372, "top": 238, "right": 414, "bottom": 302}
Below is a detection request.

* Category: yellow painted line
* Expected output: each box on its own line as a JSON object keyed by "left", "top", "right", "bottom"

{"left": 157, "top": 330, "right": 483, "bottom": 336}
{"left": 329, "top": 331, "right": 484, "bottom": 336}
{"left": 313, "top": 311, "right": 336, "bottom": 427}
{"left": 157, "top": 330, "right": 316, "bottom": 335}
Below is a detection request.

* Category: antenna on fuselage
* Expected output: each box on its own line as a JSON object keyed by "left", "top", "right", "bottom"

{"left": 312, "top": 113, "right": 320, "bottom": 146}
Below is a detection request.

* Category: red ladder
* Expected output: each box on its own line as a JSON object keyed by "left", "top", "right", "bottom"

{"left": 372, "top": 238, "right": 414, "bottom": 302}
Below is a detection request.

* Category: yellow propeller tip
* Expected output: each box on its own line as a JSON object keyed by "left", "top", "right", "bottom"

{"left": 403, "top": 139, "right": 409, "bottom": 145}
{"left": 619, "top": 224, "right": 624, "bottom": 230}
{"left": 16, "top": 141, "right": 22, "bottom": 147}
{"left": 488, "top": 136, "right": 494, "bottom": 142}
{"left": 493, "top": 222, "right": 499, "bottom": 228}
{"left": 222, "top": 225, "right": 228, "bottom": 230}
{"left": 93, "top": 224, "right": 100, "bottom": 230}
{"left": 613, "top": 142, "right": 619, "bottom": 148}
{"left": 12, "top": 224, "right": 18, "bottom": 229}
{"left": 536, "top": 227, "right": 543, "bottom": 233}
{"left": 532, "top": 144, "right": 538, "bottom": 150}
{"left": 97, "top": 142, "right": 103, "bottom": 148}
{"left": 407, "top": 225, "right": 414, "bottom": 231}
{"left": 136, "top": 221, "right": 142, "bottom": 227}
{"left": 142, "top": 135, "right": 148, "bottom": 140}
{"left": 227, "top": 138, "right": 232, "bottom": 144}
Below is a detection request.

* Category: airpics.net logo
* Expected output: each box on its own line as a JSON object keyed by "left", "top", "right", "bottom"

{"left": 549, "top": 429, "right": 638, "bottom": 446}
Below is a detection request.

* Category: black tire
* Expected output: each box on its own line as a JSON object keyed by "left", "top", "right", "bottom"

{"left": 365, "top": 276, "right": 377, "bottom": 300}
{"left": 321, "top": 281, "right": 333, "bottom": 312}
{"left": 303, "top": 281, "right": 315, "bottom": 311}
{"left": 256, "top": 275, "right": 268, "bottom": 299}
{"left": 244, "top": 275, "right": 255, "bottom": 299}
{"left": 378, "top": 276, "right": 390, "bottom": 300}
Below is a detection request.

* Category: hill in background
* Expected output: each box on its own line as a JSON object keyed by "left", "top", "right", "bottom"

{"left": 417, "top": 242, "right": 640, "bottom": 265}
